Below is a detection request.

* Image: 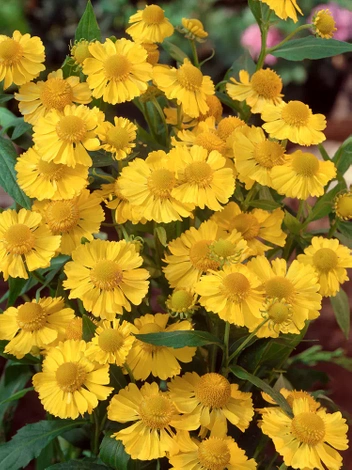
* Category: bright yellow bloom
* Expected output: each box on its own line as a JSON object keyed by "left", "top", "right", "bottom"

{"left": 86, "top": 319, "right": 137, "bottom": 366}
{"left": 15, "top": 147, "right": 89, "bottom": 201}
{"left": 70, "top": 39, "right": 93, "bottom": 66}
{"left": 33, "top": 339, "right": 113, "bottom": 419}
{"left": 261, "top": 100, "right": 326, "bottom": 146}
{"left": 15, "top": 69, "right": 92, "bottom": 125}
{"left": 33, "top": 104, "right": 102, "bottom": 168}
{"left": 271, "top": 150, "right": 336, "bottom": 200}
{"left": 126, "top": 4, "right": 174, "bottom": 44}
{"left": 0, "top": 209, "right": 61, "bottom": 281}
{"left": 260, "top": 397, "right": 348, "bottom": 469}
{"left": 118, "top": 150, "right": 193, "bottom": 223}
{"left": 169, "top": 145, "right": 235, "bottom": 211}
{"left": 97, "top": 116, "right": 137, "bottom": 161}
{"left": 212, "top": 202, "right": 287, "bottom": 255}
{"left": 227, "top": 69, "right": 283, "bottom": 114}
{"left": 0, "top": 31, "right": 45, "bottom": 89}
{"left": 142, "top": 42, "right": 160, "bottom": 65}
{"left": 313, "top": 9, "right": 337, "bottom": 39}
{"left": 169, "top": 372, "right": 254, "bottom": 434}
{"left": 195, "top": 263, "right": 265, "bottom": 328}
{"left": 260, "top": 0, "right": 303, "bottom": 23}
{"left": 63, "top": 239, "right": 150, "bottom": 319}
{"left": 126, "top": 313, "right": 196, "bottom": 381}
{"left": 260, "top": 388, "right": 320, "bottom": 413}
{"left": 82, "top": 38, "right": 153, "bottom": 104}
{"left": 0, "top": 297, "right": 75, "bottom": 358}
{"left": 297, "top": 237, "right": 352, "bottom": 297}
{"left": 63, "top": 316, "right": 83, "bottom": 341}
{"left": 334, "top": 190, "right": 352, "bottom": 221}
{"left": 180, "top": 18, "right": 208, "bottom": 42}
{"left": 32, "top": 189, "right": 105, "bottom": 255}
{"left": 166, "top": 288, "right": 199, "bottom": 319}
{"left": 153, "top": 59, "right": 215, "bottom": 118}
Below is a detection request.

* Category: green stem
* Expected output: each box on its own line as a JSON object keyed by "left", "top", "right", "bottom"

{"left": 318, "top": 143, "right": 331, "bottom": 161}
{"left": 256, "top": 10, "right": 272, "bottom": 70}
{"left": 176, "top": 104, "right": 183, "bottom": 130}
{"left": 297, "top": 200, "right": 305, "bottom": 222}
{"left": 267, "top": 24, "right": 312, "bottom": 54}
{"left": 92, "top": 412, "right": 100, "bottom": 456}
{"left": 143, "top": 102, "right": 158, "bottom": 142}
{"left": 328, "top": 219, "right": 338, "bottom": 238}
{"left": 228, "top": 318, "right": 269, "bottom": 364}
{"left": 151, "top": 96, "right": 169, "bottom": 145}
{"left": 282, "top": 234, "right": 294, "bottom": 260}
{"left": 124, "top": 362, "right": 135, "bottom": 384}
{"left": 222, "top": 322, "right": 231, "bottom": 376}
{"left": 190, "top": 40, "right": 200, "bottom": 68}
{"left": 242, "top": 183, "right": 258, "bottom": 210}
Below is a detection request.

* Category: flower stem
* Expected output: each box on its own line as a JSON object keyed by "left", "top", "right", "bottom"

{"left": 266, "top": 24, "right": 312, "bottom": 55}
{"left": 228, "top": 318, "right": 269, "bottom": 364}
{"left": 256, "top": 10, "right": 272, "bottom": 70}
{"left": 190, "top": 40, "right": 200, "bottom": 68}
{"left": 222, "top": 322, "right": 231, "bottom": 376}
{"left": 318, "top": 143, "right": 331, "bottom": 161}
{"left": 123, "top": 362, "right": 135, "bottom": 384}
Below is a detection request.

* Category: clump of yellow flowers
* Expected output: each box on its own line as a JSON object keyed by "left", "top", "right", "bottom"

{"left": 0, "top": 1, "right": 350, "bottom": 469}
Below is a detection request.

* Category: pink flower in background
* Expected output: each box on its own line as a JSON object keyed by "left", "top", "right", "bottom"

{"left": 241, "top": 24, "right": 283, "bottom": 65}
{"left": 309, "top": 3, "right": 352, "bottom": 41}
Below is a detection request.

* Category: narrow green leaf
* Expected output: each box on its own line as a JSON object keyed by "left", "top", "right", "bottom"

{"left": 99, "top": 434, "right": 129, "bottom": 470}
{"left": 0, "top": 386, "right": 33, "bottom": 406}
{"left": 0, "top": 94, "right": 13, "bottom": 104}
{"left": 91, "top": 151, "right": 115, "bottom": 168}
{"left": 109, "top": 364, "right": 127, "bottom": 391}
{"left": 10, "top": 119, "right": 32, "bottom": 140}
{"left": 154, "top": 226, "right": 168, "bottom": 247}
{"left": 161, "top": 41, "right": 189, "bottom": 63}
{"left": 337, "top": 220, "right": 352, "bottom": 239}
{"left": 82, "top": 314, "right": 97, "bottom": 341}
{"left": 224, "top": 50, "right": 256, "bottom": 82}
{"left": 47, "top": 461, "right": 108, "bottom": 469}
{"left": 75, "top": 0, "right": 101, "bottom": 42}
{"left": 304, "top": 183, "right": 344, "bottom": 224}
{"left": 248, "top": 199, "right": 281, "bottom": 210}
{"left": 7, "top": 277, "right": 29, "bottom": 308}
{"left": 283, "top": 211, "right": 301, "bottom": 234}
{"left": 330, "top": 288, "right": 350, "bottom": 339}
{"left": 272, "top": 37, "right": 352, "bottom": 61}
{"left": 135, "top": 330, "right": 223, "bottom": 349}
{"left": 230, "top": 365, "right": 293, "bottom": 418}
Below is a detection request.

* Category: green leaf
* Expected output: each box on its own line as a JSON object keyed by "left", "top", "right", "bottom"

{"left": 330, "top": 288, "right": 350, "bottom": 339}
{"left": 248, "top": 0, "right": 269, "bottom": 30}
{"left": 272, "top": 37, "right": 352, "bottom": 61}
{"left": 10, "top": 118, "right": 32, "bottom": 140}
{"left": 230, "top": 365, "right": 293, "bottom": 418}
{"left": 82, "top": 314, "right": 97, "bottom": 341}
{"left": 337, "top": 220, "right": 352, "bottom": 239}
{"left": 283, "top": 211, "right": 301, "bottom": 235}
{"left": 154, "top": 226, "right": 168, "bottom": 247}
{"left": 99, "top": 434, "right": 129, "bottom": 470}
{"left": 7, "top": 277, "right": 29, "bottom": 308}
{"left": 75, "top": 0, "right": 101, "bottom": 42}
{"left": 91, "top": 151, "right": 115, "bottom": 168}
{"left": 0, "top": 420, "right": 86, "bottom": 470}
{"left": 248, "top": 199, "right": 281, "bottom": 210}
{"left": 135, "top": 330, "right": 223, "bottom": 349}
{"left": 0, "top": 136, "right": 31, "bottom": 209}
{"left": 223, "top": 50, "right": 256, "bottom": 82}
{"left": 0, "top": 94, "right": 13, "bottom": 104}
{"left": 161, "top": 41, "right": 189, "bottom": 63}
{"left": 304, "top": 183, "right": 345, "bottom": 224}
{"left": 47, "top": 461, "right": 108, "bottom": 469}
{"left": 333, "top": 137, "right": 352, "bottom": 175}
{"left": 0, "top": 386, "right": 33, "bottom": 406}
{"left": 109, "top": 364, "right": 127, "bottom": 391}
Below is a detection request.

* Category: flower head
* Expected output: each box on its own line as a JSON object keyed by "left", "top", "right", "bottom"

{"left": 126, "top": 4, "right": 174, "bottom": 44}
{"left": 97, "top": 117, "right": 137, "bottom": 161}
{"left": 313, "top": 9, "right": 337, "bottom": 39}
{"left": 260, "top": 0, "right": 303, "bottom": 23}
{"left": 70, "top": 39, "right": 93, "bottom": 65}
{"left": 180, "top": 18, "right": 208, "bottom": 42}
{"left": 166, "top": 288, "right": 199, "bottom": 319}
{"left": 334, "top": 190, "right": 352, "bottom": 221}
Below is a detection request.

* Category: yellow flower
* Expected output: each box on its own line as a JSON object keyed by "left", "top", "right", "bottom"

{"left": 166, "top": 289, "right": 199, "bottom": 319}
{"left": 153, "top": 59, "right": 215, "bottom": 118}
{"left": 180, "top": 18, "right": 208, "bottom": 42}
{"left": 33, "top": 104, "right": 102, "bottom": 168}
{"left": 169, "top": 145, "right": 235, "bottom": 211}
{"left": 233, "top": 125, "right": 286, "bottom": 188}
{"left": 142, "top": 42, "right": 160, "bottom": 65}
{"left": 63, "top": 239, "right": 150, "bottom": 319}
{"left": 217, "top": 116, "right": 247, "bottom": 143}
{"left": 297, "top": 237, "right": 352, "bottom": 297}
{"left": 212, "top": 202, "right": 287, "bottom": 256}
{"left": 260, "top": 397, "right": 348, "bottom": 469}
{"left": 260, "top": 0, "right": 303, "bottom": 23}
{"left": 261, "top": 100, "right": 326, "bottom": 146}
{"left": 97, "top": 116, "right": 137, "bottom": 161}
{"left": 82, "top": 38, "right": 153, "bottom": 104}
{"left": 15, "top": 147, "right": 89, "bottom": 201}
{"left": 313, "top": 9, "right": 337, "bottom": 39}
{"left": 271, "top": 150, "right": 336, "bottom": 200}
{"left": 261, "top": 388, "right": 320, "bottom": 413}
{"left": 86, "top": 319, "right": 137, "bottom": 366}
{"left": 63, "top": 316, "right": 83, "bottom": 341}
{"left": 0, "top": 208, "right": 61, "bottom": 281}
{"left": 15, "top": 69, "right": 92, "bottom": 125}
{"left": 126, "top": 313, "right": 196, "bottom": 381}
{"left": 32, "top": 189, "right": 105, "bottom": 255}
{"left": 0, "top": 297, "right": 75, "bottom": 359}
{"left": 199, "top": 95, "right": 224, "bottom": 122}
{"left": 226, "top": 69, "right": 283, "bottom": 114}
{"left": 195, "top": 264, "right": 265, "bottom": 328}
{"left": 334, "top": 190, "right": 352, "bottom": 221}
{"left": 33, "top": 339, "right": 113, "bottom": 419}
{"left": 70, "top": 39, "right": 93, "bottom": 66}
{"left": 118, "top": 150, "right": 193, "bottom": 223}
{"left": 126, "top": 4, "right": 174, "bottom": 44}
{"left": 0, "top": 31, "right": 45, "bottom": 89}
{"left": 107, "top": 382, "right": 187, "bottom": 460}
{"left": 169, "top": 372, "right": 254, "bottom": 434}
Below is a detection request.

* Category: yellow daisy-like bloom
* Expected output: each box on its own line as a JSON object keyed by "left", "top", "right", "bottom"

{"left": 32, "top": 189, "right": 105, "bottom": 255}
{"left": 313, "top": 9, "right": 337, "bottom": 39}
{"left": 33, "top": 339, "right": 113, "bottom": 419}
{"left": 227, "top": 69, "right": 283, "bottom": 114}
{"left": 260, "top": 397, "right": 348, "bottom": 469}
{"left": 262, "top": 100, "right": 326, "bottom": 146}
{"left": 33, "top": 104, "right": 102, "bottom": 168}
{"left": 63, "top": 316, "right": 83, "bottom": 341}
{"left": 334, "top": 191, "right": 352, "bottom": 221}
{"left": 166, "top": 288, "right": 199, "bottom": 319}
{"left": 70, "top": 39, "right": 93, "bottom": 66}
{"left": 217, "top": 116, "right": 246, "bottom": 142}
{"left": 153, "top": 59, "right": 215, "bottom": 118}
{"left": 169, "top": 431, "right": 257, "bottom": 470}
{"left": 86, "top": 319, "right": 137, "bottom": 366}
{"left": 247, "top": 256, "right": 322, "bottom": 337}
{"left": 63, "top": 239, "right": 150, "bottom": 319}
{"left": 297, "top": 237, "right": 352, "bottom": 297}
{"left": 0, "top": 297, "right": 75, "bottom": 359}
{"left": 195, "top": 264, "right": 265, "bottom": 328}
{"left": 270, "top": 150, "right": 336, "bottom": 200}
{"left": 208, "top": 230, "right": 250, "bottom": 267}
{"left": 118, "top": 150, "right": 193, "bottom": 224}
{"left": 233, "top": 125, "right": 286, "bottom": 188}
{"left": 212, "top": 202, "right": 287, "bottom": 256}
{"left": 126, "top": 4, "right": 174, "bottom": 44}
{"left": 169, "top": 145, "right": 235, "bottom": 211}
{"left": 0, "top": 30, "right": 45, "bottom": 89}
{"left": 15, "top": 147, "right": 89, "bottom": 201}
{"left": 15, "top": 69, "right": 92, "bottom": 125}
{"left": 180, "top": 18, "right": 208, "bottom": 42}
{"left": 126, "top": 313, "right": 196, "bottom": 381}
{"left": 261, "top": 388, "right": 320, "bottom": 413}
{"left": 82, "top": 38, "right": 153, "bottom": 104}
{"left": 0, "top": 208, "right": 61, "bottom": 281}
{"left": 97, "top": 116, "right": 137, "bottom": 161}
{"left": 169, "top": 372, "right": 254, "bottom": 434}
{"left": 108, "top": 382, "right": 191, "bottom": 460}
{"left": 260, "top": 0, "right": 303, "bottom": 23}
{"left": 199, "top": 95, "right": 224, "bottom": 123}
{"left": 142, "top": 42, "right": 160, "bottom": 65}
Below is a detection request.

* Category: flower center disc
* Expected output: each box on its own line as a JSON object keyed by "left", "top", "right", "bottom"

{"left": 46, "top": 200, "right": 80, "bottom": 233}
{"left": 104, "top": 54, "right": 131, "bottom": 81}
{"left": 56, "top": 362, "right": 87, "bottom": 392}
{"left": 265, "top": 276, "right": 294, "bottom": 300}
{"left": 250, "top": 69, "right": 283, "bottom": 99}
{"left": 98, "top": 329, "right": 124, "bottom": 352}
{"left": 195, "top": 373, "right": 231, "bottom": 408}
{"left": 253, "top": 140, "right": 285, "bottom": 168}
{"left": 90, "top": 260, "right": 123, "bottom": 290}
{"left": 184, "top": 161, "right": 214, "bottom": 186}
{"left": 106, "top": 127, "right": 130, "bottom": 150}
{"left": 231, "top": 213, "right": 260, "bottom": 240}
{"left": 141, "top": 4, "right": 165, "bottom": 24}
{"left": 169, "top": 290, "right": 193, "bottom": 311}
{"left": 281, "top": 101, "right": 311, "bottom": 127}
{"left": 292, "top": 152, "right": 319, "bottom": 177}
{"left": 56, "top": 115, "right": 87, "bottom": 143}
{"left": 189, "top": 240, "right": 219, "bottom": 271}
{"left": 73, "top": 41, "right": 92, "bottom": 64}
{"left": 148, "top": 168, "right": 176, "bottom": 198}
{"left": 197, "top": 438, "right": 231, "bottom": 470}
{"left": 267, "top": 301, "right": 290, "bottom": 324}
{"left": 37, "top": 160, "right": 65, "bottom": 180}
{"left": 222, "top": 272, "right": 250, "bottom": 302}
{"left": 336, "top": 194, "right": 352, "bottom": 219}
{"left": 177, "top": 63, "right": 203, "bottom": 90}
{"left": 5, "top": 223, "right": 35, "bottom": 255}
{"left": 313, "top": 248, "right": 338, "bottom": 272}
{"left": 139, "top": 394, "right": 175, "bottom": 429}
{"left": 211, "top": 239, "right": 237, "bottom": 259}
{"left": 17, "top": 303, "right": 47, "bottom": 331}
{"left": 40, "top": 78, "right": 74, "bottom": 111}
{"left": 291, "top": 412, "right": 325, "bottom": 445}
{"left": 316, "top": 11, "right": 336, "bottom": 35}
{"left": 0, "top": 38, "right": 22, "bottom": 64}
{"left": 217, "top": 116, "right": 245, "bottom": 141}
{"left": 194, "top": 132, "right": 226, "bottom": 154}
